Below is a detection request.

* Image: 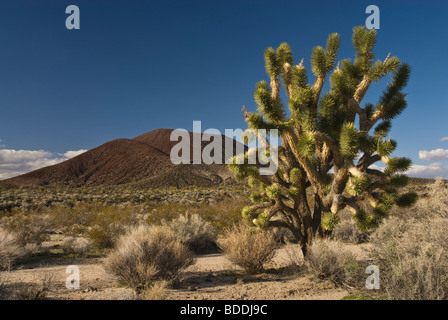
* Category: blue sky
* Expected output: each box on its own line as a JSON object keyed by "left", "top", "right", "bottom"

{"left": 0, "top": 0, "right": 447, "bottom": 179}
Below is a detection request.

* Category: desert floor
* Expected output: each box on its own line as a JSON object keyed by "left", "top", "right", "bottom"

{"left": 2, "top": 237, "right": 370, "bottom": 300}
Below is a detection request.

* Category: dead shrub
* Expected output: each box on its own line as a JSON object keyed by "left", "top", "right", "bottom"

{"left": 13, "top": 272, "right": 53, "bottom": 300}
{"left": 103, "top": 225, "right": 195, "bottom": 293}
{"left": 218, "top": 224, "right": 279, "bottom": 274}
{"left": 332, "top": 218, "right": 361, "bottom": 243}
{"left": 0, "top": 228, "right": 23, "bottom": 270}
{"left": 305, "top": 239, "right": 359, "bottom": 285}
{"left": 61, "top": 237, "right": 91, "bottom": 256}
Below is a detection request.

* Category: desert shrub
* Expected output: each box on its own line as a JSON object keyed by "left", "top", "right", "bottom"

{"left": 305, "top": 239, "right": 359, "bottom": 285}
{"left": 103, "top": 225, "right": 195, "bottom": 293}
{"left": 283, "top": 241, "right": 305, "bottom": 273}
{"left": 168, "top": 213, "right": 218, "bottom": 252}
{"left": 61, "top": 237, "right": 91, "bottom": 256}
{"left": 87, "top": 222, "right": 124, "bottom": 249}
{"left": 0, "top": 214, "right": 51, "bottom": 246}
{"left": 86, "top": 207, "right": 142, "bottom": 249}
{"left": 332, "top": 217, "right": 360, "bottom": 243}
{"left": 0, "top": 228, "right": 23, "bottom": 270}
{"left": 414, "top": 178, "right": 448, "bottom": 218}
{"left": 218, "top": 224, "right": 279, "bottom": 274}
{"left": 368, "top": 217, "right": 448, "bottom": 300}
{"left": 13, "top": 272, "right": 53, "bottom": 300}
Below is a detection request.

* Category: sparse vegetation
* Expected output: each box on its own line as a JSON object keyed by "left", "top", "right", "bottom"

{"left": 368, "top": 216, "right": 448, "bottom": 300}
{"left": 0, "top": 214, "right": 51, "bottom": 246}
{"left": 0, "top": 178, "right": 444, "bottom": 300}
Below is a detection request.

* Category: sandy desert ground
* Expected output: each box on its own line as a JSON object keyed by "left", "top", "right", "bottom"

{"left": 1, "top": 236, "right": 371, "bottom": 300}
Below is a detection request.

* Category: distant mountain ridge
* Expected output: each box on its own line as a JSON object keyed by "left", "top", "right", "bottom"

{"left": 0, "top": 129, "right": 244, "bottom": 188}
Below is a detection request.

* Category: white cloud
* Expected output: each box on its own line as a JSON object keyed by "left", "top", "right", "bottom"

{"left": 406, "top": 163, "right": 448, "bottom": 179}
{"left": 0, "top": 148, "right": 88, "bottom": 180}
{"left": 59, "top": 150, "right": 88, "bottom": 159}
{"left": 368, "top": 162, "right": 448, "bottom": 179}
{"left": 440, "top": 137, "right": 448, "bottom": 142}
{"left": 418, "top": 148, "right": 448, "bottom": 161}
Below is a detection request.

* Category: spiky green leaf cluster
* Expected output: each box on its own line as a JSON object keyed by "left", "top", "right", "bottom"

{"left": 297, "top": 133, "right": 316, "bottom": 159}
{"left": 288, "top": 186, "right": 299, "bottom": 197}
{"left": 374, "top": 120, "right": 392, "bottom": 138}
{"left": 255, "top": 81, "right": 285, "bottom": 122}
{"left": 311, "top": 33, "right": 340, "bottom": 77}
{"left": 242, "top": 206, "right": 253, "bottom": 222}
{"left": 352, "top": 210, "right": 373, "bottom": 232}
{"left": 368, "top": 56, "right": 400, "bottom": 82}
{"left": 322, "top": 212, "right": 340, "bottom": 231}
{"left": 340, "top": 122, "right": 359, "bottom": 160}
{"left": 352, "top": 26, "right": 377, "bottom": 72}
{"left": 256, "top": 212, "right": 270, "bottom": 229}
{"left": 389, "top": 174, "right": 409, "bottom": 188}
{"left": 376, "top": 64, "right": 411, "bottom": 120}
{"left": 395, "top": 192, "right": 418, "bottom": 208}
{"left": 289, "top": 168, "right": 301, "bottom": 186}
{"left": 266, "top": 184, "right": 280, "bottom": 200}
{"left": 385, "top": 157, "right": 412, "bottom": 175}
{"left": 346, "top": 174, "right": 371, "bottom": 196}
{"left": 377, "top": 138, "right": 397, "bottom": 157}
{"left": 264, "top": 47, "right": 280, "bottom": 78}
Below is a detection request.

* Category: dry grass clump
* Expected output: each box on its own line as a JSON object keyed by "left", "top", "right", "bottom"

{"left": 305, "top": 239, "right": 360, "bottom": 285}
{"left": 0, "top": 228, "right": 24, "bottom": 270}
{"left": 139, "top": 280, "right": 169, "bottom": 300}
{"left": 218, "top": 224, "right": 279, "bottom": 274}
{"left": 368, "top": 217, "right": 448, "bottom": 300}
{"left": 168, "top": 213, "right": 218, "bottom": 252}
{"left": 61, "top": 237, "right": 91, "bottom": 256}
{"left": 103, "top": 225, "right": 195, "bottom": 293}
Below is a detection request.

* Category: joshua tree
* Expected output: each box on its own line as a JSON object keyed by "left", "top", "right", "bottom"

{"left": 229, "top": 26, "right": 417, "bottom": 256}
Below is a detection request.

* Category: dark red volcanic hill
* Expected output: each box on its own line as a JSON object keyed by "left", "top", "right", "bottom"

{"left": 0, "top": 129, "right": 244, "bottom": 188}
